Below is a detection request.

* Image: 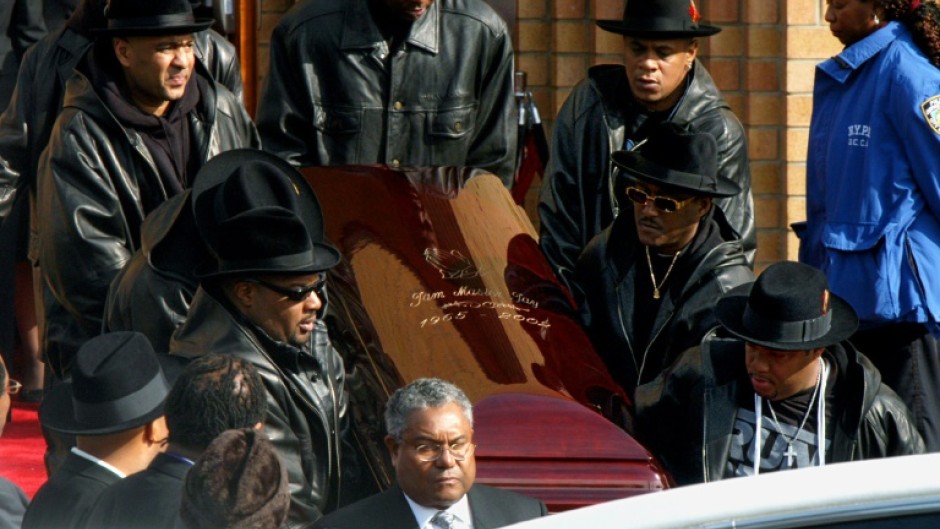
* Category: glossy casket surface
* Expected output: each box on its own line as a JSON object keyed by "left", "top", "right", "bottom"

{"left": 304, "top": 165, "right": 670, "bottom": 511}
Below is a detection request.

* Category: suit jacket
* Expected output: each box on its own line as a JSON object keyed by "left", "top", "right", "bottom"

{"left": 312, "top": 484, "right": 548, "bottom": 529}
{"left": 0, "top": 476, "right": 28, "bottom": 529}
{"left": 81, "top": 452, "right": 189, "bottom": 529}
{"left": 21, "top": 451, "right": 122, "bottom": 529}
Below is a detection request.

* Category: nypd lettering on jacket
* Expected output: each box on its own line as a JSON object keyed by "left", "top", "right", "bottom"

{"left": 847, "top": 124, "right": 871, "bottom": 147}
{"left": 800, "top": 21, "right": 940, "bottom": 330}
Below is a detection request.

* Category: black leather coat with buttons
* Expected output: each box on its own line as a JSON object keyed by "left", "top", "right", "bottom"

{"left": 256, "top": 0, "right": 517, "bottom": 185}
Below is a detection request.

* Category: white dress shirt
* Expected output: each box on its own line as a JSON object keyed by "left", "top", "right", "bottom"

{"left": 70, "top": 447, "right": 126, "bottom": 478}
{"left": 404, "top": 491, "right": 473, "bottom": 529}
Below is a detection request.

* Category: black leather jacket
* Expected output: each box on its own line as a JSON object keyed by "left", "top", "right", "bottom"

{"left": 635, "top": 334, "right": 926, "bottom": 485}
{"left": 539, "top": 63, "right": 755, "bottom": 294}
{"left": 575, "top": 209, "right": 753, "bottom": 398}
{"left": 0, "top": 0, "right": 45, "bottom": 107}
{"left": 256, "top": 0, "right": 516, "bottom": 185}
{"left": 103, "top": 191, "right": 207, "bottom": 353}
{"left": 37, "top": 61, "right": 258, "bottom": 377}
{"left": 170, "top": 287, "right": 350, "bottom": 525}
{"left": 0, "top": 23, "right": 243, "bottom": 224}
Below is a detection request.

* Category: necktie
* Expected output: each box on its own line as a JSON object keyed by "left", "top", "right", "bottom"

{"left": 430, "top": 510, "right": 457, "bottom": 529}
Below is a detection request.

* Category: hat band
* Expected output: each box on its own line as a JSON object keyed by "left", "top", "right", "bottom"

{"left": 622, "top": 16, "right": 698, "bottom": 31}
{"left": 108, "top": 13, "right": 197, "bottom": 31}
{"left": 73, "top": 372, "right": 169, "bottom": 428}
{"left": 216, "top": 249, "right": 317, "bottom": 274}
{"left": 742, "top": 305, "right": 833, "bottom": 344}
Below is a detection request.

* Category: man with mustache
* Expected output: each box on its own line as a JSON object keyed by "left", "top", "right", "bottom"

{"left": 634, "top": 261, "right": 924, "bottom": 485}
{"left": 256, "top": 0, "right": 516, "bottom": 186}
{"left": 574, "top": 122, "right": 752, "bottom": 399}
{"left": 540, "top": 0, "right": 754, "bottom": 298}
{"left": 170, "top": 149, "right": 374, "bottom": 525}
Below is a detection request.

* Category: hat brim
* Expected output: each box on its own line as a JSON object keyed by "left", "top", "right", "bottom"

{"left": 715, "top": 283, "right": 860, "bottom": 351}
{"left": 93, "top": 18, "right": 214, "bottom": 37}
{"left": 612, "top": 150, "right": 740, "bottom": 197}
{"left": 195, "top": 242, "right": 342, "bottom": 280}
{"left": 39, "top": 354, "right": 185, "bottom": 436}
{"left": 596, "top": 19, "right": 721, "bottom": 38}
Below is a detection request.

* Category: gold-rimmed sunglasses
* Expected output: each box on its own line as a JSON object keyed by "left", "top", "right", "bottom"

{"left": 625, "top": 186, "right": 695, "bottom": 213}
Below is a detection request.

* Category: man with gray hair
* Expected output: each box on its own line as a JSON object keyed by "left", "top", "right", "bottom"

{"left": 314, "top": 378, "right": 548, "bottom": 529}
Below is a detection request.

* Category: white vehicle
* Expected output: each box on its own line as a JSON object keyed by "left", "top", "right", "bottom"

{"left": 504, "top": 453, "right": 940, "bottom": 528}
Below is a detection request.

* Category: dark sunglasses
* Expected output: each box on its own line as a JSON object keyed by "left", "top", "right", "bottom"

{"left": 625, "top": 186, "right": 695, "bottom": 213}
{"left": 246, "top": 275, "right": 326, "bottom": 302}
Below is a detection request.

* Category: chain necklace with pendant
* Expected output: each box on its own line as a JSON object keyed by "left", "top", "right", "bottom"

{"left": 765, "top": 357, "right": 823, "bottom": 468}
{"left": 645, "top": 246, "right": 681, "bottom": 300}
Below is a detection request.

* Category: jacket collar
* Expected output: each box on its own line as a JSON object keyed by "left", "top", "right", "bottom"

{"left": 170, "top": 287, "right": 269, "bottom": 364}
{"left": 341, "top": 0, "right": 440, "bottom": 54}
{"left": 149, "top": 452, "right": 193, "bottom": 480}
{"left": 56, "top": 27, "right": 93, "bottom": 87}
{"left": 171, "top": 286, "right": 315, "bottom": 368}
{"left": 606, "top": 207, "right": 746, "bottom": 290}
{"left": 59, "top": 450, "right": 125, "bottom": 485}
{"left": 820, "top": 21, "right": 904, "bottom": 83}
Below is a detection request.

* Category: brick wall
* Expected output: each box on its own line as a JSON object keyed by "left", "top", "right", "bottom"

{"left": 251, "top": 0, "right": 843, "bottom": 269}
{"left": 783, "top": 1, "right": 842, "bottom": 262}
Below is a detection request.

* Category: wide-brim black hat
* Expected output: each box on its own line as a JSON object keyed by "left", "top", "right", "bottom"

{"left": 597, "top": 0, "right": 721, "bottom": 38}
{"left": 612, "top": 122, "right": 740, "bottom": 197}
{"left": 715, "top": 262, "right": 859, "bottom": 351}
{"left": 41, "top": 332, "right": 184, "bottom": 435}
{"left": 195, "top": 206, "right": 341, "bottom": 279}
{"left": 95, "top": 0, "right": 213, "bottom": 37}
{"left": 192, "top": 149, "right": 341, "bottom": 279}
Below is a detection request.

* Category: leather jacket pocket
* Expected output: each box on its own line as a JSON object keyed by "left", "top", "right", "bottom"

{"left": 313, "top": 104, "right": 363, "bottom": 164}
{"left": 427, "top": 104, "right": 476, "bottom": 166}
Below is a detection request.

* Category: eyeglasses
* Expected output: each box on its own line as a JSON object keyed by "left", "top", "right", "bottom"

{"left": 246, "top": 275, "right": 326, "bottom": 302}
{"left": 6, "top": 379, "right": 21, "bottom": 395}
{"left": 412, "top": 441, "right": 475, "bottom": 462}
{"left": 625, "top": 186, "right": 695, "bottom": 213}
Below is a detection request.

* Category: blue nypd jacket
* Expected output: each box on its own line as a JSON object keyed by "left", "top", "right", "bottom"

{"left": 801, "top": 22, "right": 940, "bottom": 332}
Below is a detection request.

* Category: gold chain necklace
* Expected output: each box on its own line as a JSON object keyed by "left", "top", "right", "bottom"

{"left": 645, "top": 246, "right": 681, "bottom": 300}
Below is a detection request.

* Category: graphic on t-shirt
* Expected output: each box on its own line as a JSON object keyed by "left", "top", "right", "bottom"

{"left": 725, "top": 408, "right": 831, "bottom": 478}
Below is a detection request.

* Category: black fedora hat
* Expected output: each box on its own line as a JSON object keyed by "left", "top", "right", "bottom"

{"left": 41, "top": 332, "right": 175, "bottom": 435}
{"left": 612, "top": 122, "right": 740, "bottom": 197}
{"left": 715, "top": 262, "right": 859, "bottom": 351}
{"left": 597, "top": 0, "right": 721, "bottom": 38}
{"left": 97, "top": 0, "right": 214, "bottom": 37}
{"left": 192, "top": 149, "right": 341, "bottom": 278}
{"left": 200, "top": 206, "right": 333, "bottom": 278}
